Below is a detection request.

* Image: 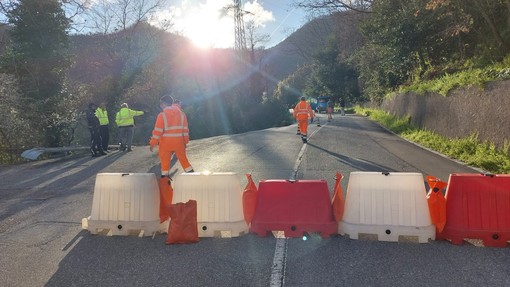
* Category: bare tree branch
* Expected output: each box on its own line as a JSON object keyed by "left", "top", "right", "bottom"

{"left": 292, "top": 0, "right": 373, "bottom": 14}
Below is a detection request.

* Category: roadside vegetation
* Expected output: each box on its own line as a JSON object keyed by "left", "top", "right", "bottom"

{"left": 355, "top": 107, "right": 510, "bottom": 174}
{"left": 396, "top": 56, "right": 510, "bottom": 97}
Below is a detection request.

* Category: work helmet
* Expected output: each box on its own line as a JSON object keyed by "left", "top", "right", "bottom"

{"left": 160, "top": 95, "right": 174, "bottom": 105}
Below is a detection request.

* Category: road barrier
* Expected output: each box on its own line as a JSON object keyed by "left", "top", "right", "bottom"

{"left": 339, "top": 172, "right": 435, "bottom": 243}
{"left": 250, "top": 179, "right": 337, "bottom": 238}
{"left": 172, "top": 172, "right": 248, "bottom": 238}
{"left": 81, "top": 171, "right": 510, "bottom": 248}
{"left": 439, "top": 173, "right": 510, "bottom": 247}
{"left": 82, "top": 173, "right": 165, "bottom": 236}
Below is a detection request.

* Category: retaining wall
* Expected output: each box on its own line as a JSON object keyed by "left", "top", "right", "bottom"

{"left": 379, "top": 79, "right": 510, "bottom": 150}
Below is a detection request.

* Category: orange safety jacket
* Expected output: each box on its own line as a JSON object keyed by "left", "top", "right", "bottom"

{"left": 293, "top": 100, "right": 314, "bottom": 120}
{"left": 150, "top": 106, "right": 189, "bottom": 149}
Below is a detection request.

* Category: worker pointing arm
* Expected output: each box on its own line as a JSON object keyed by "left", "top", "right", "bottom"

{"left": 115, "top": 102, "right": 144, "bottom": 152}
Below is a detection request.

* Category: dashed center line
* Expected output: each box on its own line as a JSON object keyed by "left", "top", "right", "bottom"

{"left": 270, "top": 121, "right": 326, "bottom": 287}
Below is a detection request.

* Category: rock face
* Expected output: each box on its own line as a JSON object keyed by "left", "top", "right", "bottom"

{"left": 380, "top": 79, "right": 510, "bottom": 150}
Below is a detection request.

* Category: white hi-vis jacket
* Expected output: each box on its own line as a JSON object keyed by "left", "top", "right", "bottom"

{"left": 150, "top": 106, "right": 189, "bottom": 150}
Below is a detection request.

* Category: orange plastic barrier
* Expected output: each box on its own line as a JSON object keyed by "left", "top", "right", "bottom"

{"left": 159, "top": 177, "right": 173, "bottom": 223}
{"left": 250, "top": 179, "right": 337, "bottom": 238}
{"left": 332, "top": 172, "right": 344, "bottom": 222}
{"left": 440, "top": 173, "right": 510, "bottom": 247}
{"left": 426, "top": 175, "right": 447, "bottom": 233}
{"left": 242, "top": 173, "right": 258, "bottom": 225}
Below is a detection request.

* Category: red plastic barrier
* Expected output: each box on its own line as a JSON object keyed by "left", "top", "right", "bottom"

{"left": 440, "top": 173, "right": 510, "bottom": 247}
{"left": 250, "top": 179, "right": 337, "bottom": 238}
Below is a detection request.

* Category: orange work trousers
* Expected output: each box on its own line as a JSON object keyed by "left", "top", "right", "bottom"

{"left": 297, "top": 119, "right": 309, "bottom": 136}
{"left": 158, "top": 141, "right": 193, "bottom": 174}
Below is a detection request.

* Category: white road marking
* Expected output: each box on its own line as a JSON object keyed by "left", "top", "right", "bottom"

{"left": 270, "top": 122, "right": 326, "bottom": 286}
{"left": 270, "top": 236, "right": 288, "bottom": 287}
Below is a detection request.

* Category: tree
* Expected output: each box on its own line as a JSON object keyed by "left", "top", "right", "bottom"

{"left": 293, "top": 0, "right": 373, "bottom": 14}
{"left": 274, "top": 64, "right": 313, "bottom": 108}
{"left": 244, "top": 17, "right": 270, "bottom": 104}
{"left": 347, "top": 0, "right": 470, "bottom": 101}
{"left": 0, "top": 73, "right": 38, "bottom": 162}
{"left": 425, "top": 0, "right": 510, "bottom": 58}
{"left": 305, "top": 36, "right": 360, "bottom": 103}
{"left": 79, "top": 0, "right": 172, "bottom": 102}
{"left": 1, "top": 0, "right": 72, "bottom": 147}
{"left": 74, "top": 0, "right": 172, "bottom": 144}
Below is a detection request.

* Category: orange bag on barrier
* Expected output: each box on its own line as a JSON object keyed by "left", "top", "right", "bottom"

{"left": 159, "top": 177, "right": 173, "bottom": 223}
{"left": 332, "top": 172, "right": 345, "bottom": 222}
{"left": 426, "top": 175, "right": 447, "bottom": 233}
{"left": 242, "top": 173, "right": 258, "bottom": 225}
{"left": 166, "top": 200, "right": 199, "bottom": 244}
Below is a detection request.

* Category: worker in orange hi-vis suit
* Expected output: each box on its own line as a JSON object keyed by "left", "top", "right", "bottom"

{"left": 293, "top": 96, "right": 314, "bottom": 143}
{"left": 149, "top": 95, "right": 194, "bottom": 177}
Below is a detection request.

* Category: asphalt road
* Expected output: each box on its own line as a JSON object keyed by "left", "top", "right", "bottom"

{"left": 1, "top": 113, "right": 508, "bottom": 287}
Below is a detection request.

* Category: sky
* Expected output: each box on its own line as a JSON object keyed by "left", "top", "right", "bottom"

{"left": 158, "top": 0, "right": 310, "bottom": 49}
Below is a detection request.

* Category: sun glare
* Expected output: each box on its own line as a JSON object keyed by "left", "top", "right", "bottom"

{"left": 186, "top": 18, "right": 233, "bottom": 49}
{"left": 154, "top": 1, "right": 274, "bottom": 49}
{"left": 178, "top": 4, "right": 235, "bottom": 49}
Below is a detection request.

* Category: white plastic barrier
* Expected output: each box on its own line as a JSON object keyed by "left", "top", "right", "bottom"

{"left": 339, "top": 172, "right": 435, "bottom": 243}
{"left": 172, "top": 172, "right": 248, "bottom": 237}
{"left": 82, "top": 173, "right": 166, "bottom": 236}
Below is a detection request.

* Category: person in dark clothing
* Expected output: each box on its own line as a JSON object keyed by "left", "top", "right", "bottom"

{"left": 87, "top": 103, "right": 106, "bottom": 157}
{"left": 327, "top": 98, "right": 334, "bottom": 121}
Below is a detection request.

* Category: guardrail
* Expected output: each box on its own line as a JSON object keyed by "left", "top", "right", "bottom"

{"left": 21, "top": 146, "right": 90, "bottom": 160}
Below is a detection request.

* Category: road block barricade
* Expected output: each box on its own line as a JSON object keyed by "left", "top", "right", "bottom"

{"left": 249, "top": 179, "right": 337, "bottom": 238}
{"left": 172, "top": 172, "right": 248, "bottom": 238}
{"left": 439, "top": 173, "right": 510, "bottom": 247}
{"left": 82, "top": 173, "right": 165, "bottom": 236}
{"left": 339, "top": 172, "right": 435, "bottom": 243}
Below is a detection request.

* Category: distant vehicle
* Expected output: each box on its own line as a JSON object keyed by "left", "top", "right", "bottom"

{"left": 308, "top": 97, "right": 318, "bottom": 111}
{"left": 316, "top": 96, "right": 330, "bottom": 113}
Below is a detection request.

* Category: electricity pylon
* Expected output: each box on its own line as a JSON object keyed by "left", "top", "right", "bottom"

{"left": 233, "top": 0, "right": 247, "bottom": 54}
{"left": 223, "top": 0, "right": 251, "bottom": 57}
{"left": 223, "top": 0, "right": 253, "bottom": 101}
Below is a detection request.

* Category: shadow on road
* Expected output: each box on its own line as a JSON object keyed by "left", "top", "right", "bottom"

{"left": 0, "top": 151, "right": 128, "bottom": 222}
{"left": 46, "top": 231, "right": 275, "bottom": 287}
{"left": 307, "top": 143, "right": 395, "bottom": 172}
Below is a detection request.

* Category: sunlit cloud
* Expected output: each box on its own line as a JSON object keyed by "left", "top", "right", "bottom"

{"left": 244, "top": 0, "right": 275, "bottom": 28}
